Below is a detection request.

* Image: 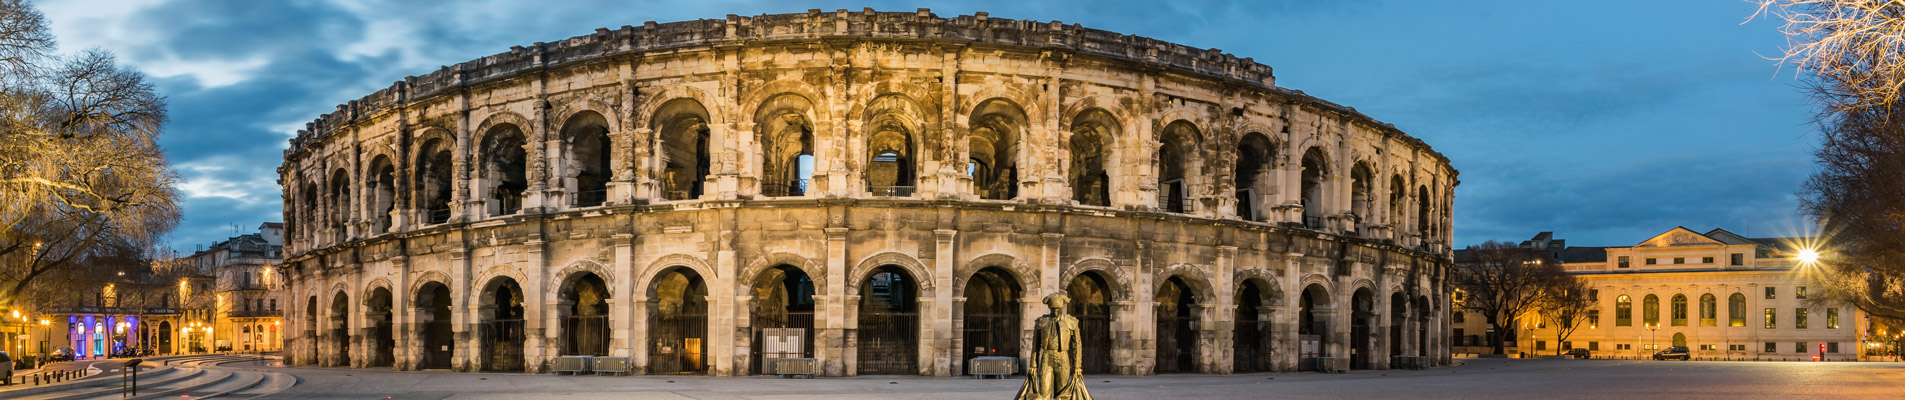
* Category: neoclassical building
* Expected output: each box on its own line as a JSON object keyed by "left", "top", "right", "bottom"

{"left": 278, "top": 9, "right": 1457, "bottom": 376}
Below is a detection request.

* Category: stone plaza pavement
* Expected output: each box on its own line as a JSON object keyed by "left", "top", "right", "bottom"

{"left": 258, "top": 357, "right": 1905, "bottom": 399}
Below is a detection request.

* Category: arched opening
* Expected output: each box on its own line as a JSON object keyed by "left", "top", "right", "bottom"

{"left": 1065, "top": 272, "right": 1115, "bottom": 374}
{"left": 1298, "top": 284, "right": 1330, "bottom": 371}
{"left": 1643, "top": 294, "right": 1660, "bottom": 326}
{"left": 1416, "top": 296, "right": 1432, "bottom": 358}
{"left": 158, "top": 321, "right": 172, "bottom": 355}
{"left": 750, "top": 265, "right": 816, "bottom": 375}
{"left": 1350, "top": 163, "right": 1374, "bottom": 233}
{"left": 417, "top": 138, "right": 454, "bottom": 224}
{"left": 561, "top": 272, "right": 610, "bottom": 357}
{"left": 416, "top": 282, "right": 454, "bottom": 369}
{"left": 757, "top": 94, "right": 816, "bottom": 197}
{"left": 1728, "top": 293, "right": 1746, "bottom": 327}
{"left": 329, "top": 169, "right": 351, "bottom": 236}
{"left": 960, "top": 267, "right": 1022, "bottom": 369}
{"left": 1300, "top": 148, "right": 1328, "bottom": 229}
{"left": 864, "top": 95, "right": 925, "bottom": 197}
{"left": 649, "top": 267, "right": 709, "bottom": 374}
{"left": 1390, "top": 292, "right": 1407, "bottom": 358}
{"left": 653, "top": 99, "right": 712, "bottom": 201}
{"left": 366, "top": 287, "right": 395, "bottom": 367}
{"left": 480, "top": 124, "right": 529, "bottom": 216}
{"left": 857, "top": 265, "right": 919, "bottom": 375}
{"left": 479, "top": 278, "right": 526, "bottom": 372}
{"left": 1156, "top": 121, "right": 1200, "bottom": 213}
{"left": 1699, "top": 293, "right": 1717, "bottom": 327}
{"left": 366, "top": 155, "right": 396, "bottom": 234}
{"left": 1671, "top": 294, "right": 1688, "bottom": 327}
{"left": 1389, "top": 175, "right": 1407, "bottom": 230}
{"left": 1234, "top": 279, "right": 1276, "bottom": 372}
{"left": 1154, "top": 276, "right": 1199, "bottom": 373}
{"left": 968, "top": 99, "right": 1026, "bottom": 200}
{"left": 563, "top": 112, "right": 612, "bottom": 207}
{"left": 1616, "top": 295, "right": 1632, "bottom": 326}
{"left": 1350, "top": 288, "right": 1375, "bottom": 370}
{"left": 1235, "top": 133, "right": 1274, "bottom": 221}
{"left": 1671, "top": 332, "right": 1687, "bottom": 348}
{"left": 304, "top": 296, "right": 317, "bottom": 363}
{"left": 1416, "top": 185, "right": 1432, "bottom": 241}
{"left": 1068, "top": 109, "right": 1118, "bottom": 207}
{"left": 329, "top": 292, "right": 351, "bottom": 366}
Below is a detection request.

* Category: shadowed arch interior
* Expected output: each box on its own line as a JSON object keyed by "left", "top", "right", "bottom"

{"left": 650, "top": 267, "right": 709, "bottom": 374}
{"left": 1157, "top": 121, "right": 1201, "bottom": 213}
{"left": 1235, "top": 279, "right": 1276, "bottom": 372}
{"left": 1300, "top": 148, "right": 1329, "bottom": 228}
{"left": 960, "top": 267, "right": 1022, "bottom": 368}
{"left": 969, "top": 99, "right": 1026, "bottom": 200}
{"left": 1066, "top": 271, "right": 1115, "bottom": 374}
{"left": 329, "top": 292, "right": 351, "bottom": 366}
{"left": 480, "top": 124, "right": 529, "bottom": 216}
{"left": 1235, "top": 133, "right": 1275, "bottom": 221}
{"left": 417, "top": 138, "right": 454, "bottom": 224}
{"left": 416, "top": 281, "right": 454, "bottom": 369}
{"left": 480, "top": 277, "right": 526, "bottom": 372}
{"left": 1155, "top": 276, "right": 1199, "bottom": 373}
{"left": 366, "top": 155, "right": 396, "bottom": 233}
{"left": 653, "top": 99, "right": 713, "bottom": 201}
{"left": 367, "top": 287, "right": 394, "bottom": 367}
{"left": 562, "top": 111, "right": 612, "bottom": 207}
{"left": 757, "top": 94, "right": 816, "bottom": 197}
{"left": 561, "top": 272, "right": 610, "bottom": 356}
{"left": 1069, "top": 108, "right": 1119, "bottom": 207}
{"left": 750, "top": 264, "right": 816, "bottom": 375}
{"left": 1350, "top": 288, "right": 1375, "bottom": 370}
{"left": 858, "top": 265, "right": 919, "bottom": 375}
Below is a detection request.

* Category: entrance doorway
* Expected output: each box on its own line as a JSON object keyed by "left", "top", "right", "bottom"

{"left": 961, "top": 268, "right": 1021, "bottom": 371}
{"left": 649, "top": 267, "right": 708, "bottom": 374}
{"left": 417, "top": 282, "right": 454, "bottom": 369}
{"left": 857, "top": 266, "right": 918, "bottom": 375}
{"left": 1154, "top": 276, "right": 1198, "bottom": 373}
{"left": 1235, "top": 280, "right": 1275, "bottom": 372}
{"left": 562, "top": 273, "right": 610, "bottom": 357}
{"left": 750, "top": 265, "right": 816, "bottom": 375}
{"left": 481, "top": 278, "right": 526, "bottom": 372}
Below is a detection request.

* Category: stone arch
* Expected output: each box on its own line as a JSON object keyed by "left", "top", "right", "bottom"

{"left": 407, "top": 270, "right": 453, "bottom": 300}
{"left": 1058, "top": 95, "right": 1136, "bottom": 130}
{"left": 361, "top": 277, "right": 396, "bottom": 305}
{"left": 1060, "top": 257, "right": 1132, "bottom": 302}
{"left": 550, "top": 258, "right": 616, "bottom": 294}
{"left": 637, "top": 254, "right": 717, "bottom": 294}
{"left": 633, "top": 85, "right": 726, "bottom": 128}
{"left": 1232, "top": 268, "right": 1284, "bottom": 307}
{"left": 551, "top": 97, "right": 622, "bottom": 134}
{"left": 848, "top": 251, "right": 934, "bottom": 294}
{"left": 472, "top": 264, "right": 530, "bottom": 305}
{"left": 959, "top": 85, "right": 1045, "bottom": 125}
{"left": 1154, "top": 263, "right": 1218, "bottom": 302}
{"left": 472, "top": 110, "right": 534, "bottom": 148}
{"left": 955, "top": 253, "right": 1037, "bottom": 297}
{"left": 743, "top": 79, "right": 830, "bottom": 117}
{"left": 739, "top": 251, "right": 827, "bottom": 295}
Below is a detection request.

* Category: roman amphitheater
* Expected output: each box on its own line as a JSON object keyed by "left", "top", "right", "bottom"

{"left": 278, "top": 9, "right": 1457, "bottom": 377}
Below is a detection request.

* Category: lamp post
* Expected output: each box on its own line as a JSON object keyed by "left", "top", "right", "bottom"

{"left": 1646, "top": 322, "right": 1659, "bottom": 357}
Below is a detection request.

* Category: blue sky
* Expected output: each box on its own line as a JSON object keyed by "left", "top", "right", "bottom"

{"left": 37, "top": 0, "right": 1817, "bottom": 250}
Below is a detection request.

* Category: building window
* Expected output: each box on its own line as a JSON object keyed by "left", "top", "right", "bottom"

{"left": 1729, "top": 293, "right": 1746, "bottom": 327}
{"left": 1699, "top": 344, "right": 1717, "bottom": 351}
{"left": 1670, "top": 294, "right": 1688, "bottom": 326}
{"left": 1589, "top": 342, "right": 1600, "bottom": 351}
{"left": 1673, "top": 257, "right": 1685, "bottom": 264}
{"left": 1643, "top": 294, "right": 1660, "bottom": 326}
{"left": 1829, "top": 342, "right": 1840, "bottom": 353}
{"left": 1699, "top": 293, "right": 1716, "bottom": 327}
{"left": 1589, "top": 289, "right": 1599, "bottom": 301}
{"left": 1796, "top": 286, "right": 1807, "bottom": 299}
{"left": 1617, "top": 344, "right": 1631, "bottom": 350}
{"left": 1765, "top": 308, "right": 1777, "bottom": 329}
{"left": 1797, "top": 342, "right": 1808, "bottom": 354}
{"left": 1729, "top": 344, "right": 1746, "bottom": 351}
{"left": 1619, "top": 256, "right": 1630, "bottom": 268}
{"left": 1702, "top": 256, "right": 1714, "bottom": 264}
{"left": 1731, "top": 253, "right": 1743, "bottom": 265}
{"left": 1765, "top": 342, "right": 1777, "bottom": 353}
{"left": 1562, "top": 341, "right": 1573, "bottom": 350}
{"left": 1646, "top": 258, "right": 1657, "bottom": 265}
{"left": 1616, "top": 295, "right": 1632, "bottom": 326}
{"left": 1537, "top": 341, "right": 1547, "bottom": 351}
{"left": 1796, "top": 308, "right": 1808, "bottom": 329}
{"left": 1828, "top": 308, "right": 1840, "bottom": 329}
{"left": 1589, "top": 310, "right": 1601, "bottom": 328}
{"left": 271, "top": 299, "right": 278, "bottom": 311}
{"left": 1765, "top": 287, "right": 1776, "bottom": 299}
{"left": 1453, "top": 311, "right": 1465, "bottom": 323}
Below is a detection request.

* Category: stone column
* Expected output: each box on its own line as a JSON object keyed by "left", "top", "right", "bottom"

{"left": 525, "top": 240, "right": 549, "bottom": 373}
{"left": 821, "top": 226, "right": 850, "bottom": 376}
{"left": 711, "top": 229, "right": 738, "bottom": 375}
{"left": 611, "top": 234, "right": 635, "bottom": 358}
{"left": 929, "top": 229, "right": 957, "bottom": 376}
{"left": 451, "top": 249, "right": 473, "bottom": 372}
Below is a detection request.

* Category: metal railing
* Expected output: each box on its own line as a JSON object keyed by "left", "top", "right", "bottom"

{"left": 427, "top": 207, "right": 451, "bottom": 225}
{"left": 1163, "top": 195, "right": 1187, "bottom": 213}
{"left": 664, "top": 190, "right": 693, "bottom": 201}
{"left": 762, "top": 179, "right": 809, "bottom": 197}
{"left": 868, "top": 185, "right": 915, "bottom": 197}
{"left": 497, "top": 194, "right": 523, "bottom": 215}
{"left": 1303, "top": 215, "right": 1325, "bottom": 229}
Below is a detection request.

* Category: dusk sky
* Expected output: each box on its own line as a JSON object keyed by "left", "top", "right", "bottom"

{"left": 36, "top": 0, "right": 1817, "bottom": 251}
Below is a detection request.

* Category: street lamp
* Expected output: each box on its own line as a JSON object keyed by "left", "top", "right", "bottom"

{"left": 1646, "top": 322, "right": 1660, "bottom": 357}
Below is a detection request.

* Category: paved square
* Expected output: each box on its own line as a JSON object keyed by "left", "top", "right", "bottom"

{"left": 260, "top": 358, "right": 1905, "bottom": 399}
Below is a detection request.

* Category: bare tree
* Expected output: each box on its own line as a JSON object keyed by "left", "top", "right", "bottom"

{"left": 1754, "top": 1, "right": 1905, "bottom": 322}
{"left": 0, "top": 0, "right": 177, "bottom": 310}
{"left": 1539, "top": 276, "right": 1595, "bottom": 356}
{"left": 1454, "top": 241, "right": 1568, "bottom": 355}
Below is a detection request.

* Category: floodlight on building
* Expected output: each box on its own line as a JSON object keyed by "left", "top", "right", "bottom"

{"left": 1797, "top": 248, "right": 1821, "bottom": 265}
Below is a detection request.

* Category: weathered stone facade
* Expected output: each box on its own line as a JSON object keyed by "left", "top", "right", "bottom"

{"left": 277, "top": 9, "right": 1457, "bottom": 376}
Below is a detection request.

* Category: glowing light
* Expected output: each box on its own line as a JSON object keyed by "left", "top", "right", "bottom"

{"left": 1798, "top": 248, "right": 1821, "bottom": 264}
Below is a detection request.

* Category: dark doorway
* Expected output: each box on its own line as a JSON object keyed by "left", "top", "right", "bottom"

{"left": 158, "top": 321, "right": 172, "bottom": 355}
{"left": 418, "top": 282, "right": 454, "bottom": 369}
{"left": 1154, "top": 276, "right": 1198, "bottom": 373}
{"left": 1390, "top": 293, "right": 1407, "bottom": 358}
{"left": 751, "top": 265, "right": 816, "bottom": 375}
{"left": 1235, "top": 280, "right": 1275, "bottom": 372}
{"left": 482, "top": 278, "right": 526, "bottom": 372}
{"left": 563, "top": 273, "right": 611, "bottom": 356}
{"left": 305, "top": 296, "right": 318, "bottom": 364}
{"left": 961, "top": 268, "right": 1021, "bottom": 371}
{"left": 857, "top": 266, "right": 919, "bottom": 375}
{"left": 1351, "top": 289, "right": 1375, "bottom": 370}
{"left": 330, "top": 293, "right": 352, "bottom": 366}
{"left": 1066, "top": 272, "right": 1115, "bottom": 374}
{"left": 368, "top": 287, "right": 395, "bottom": 367}
{"left": 1298, "top": 284, "right": 1329, "bottom": 371}
{"left": 650, "top": 268, "right": 708, "bottom": 374}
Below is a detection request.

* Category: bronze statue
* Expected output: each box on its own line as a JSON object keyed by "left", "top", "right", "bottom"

{"left": 1016, "top": 293, "right": 1093, "bottom": 400}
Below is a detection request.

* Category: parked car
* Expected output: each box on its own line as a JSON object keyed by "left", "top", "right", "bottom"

{"left": 1653, "top": 346, "right": 1691, "bottom": 361}
{"left": 0, "top": 351, "right": 12, "bottom": 385}
{"left": 1565, "top": 348, "right": 1591, "bottom": 359}
{"left": 48, "top": 347, "right": 75, "bottom": 362}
